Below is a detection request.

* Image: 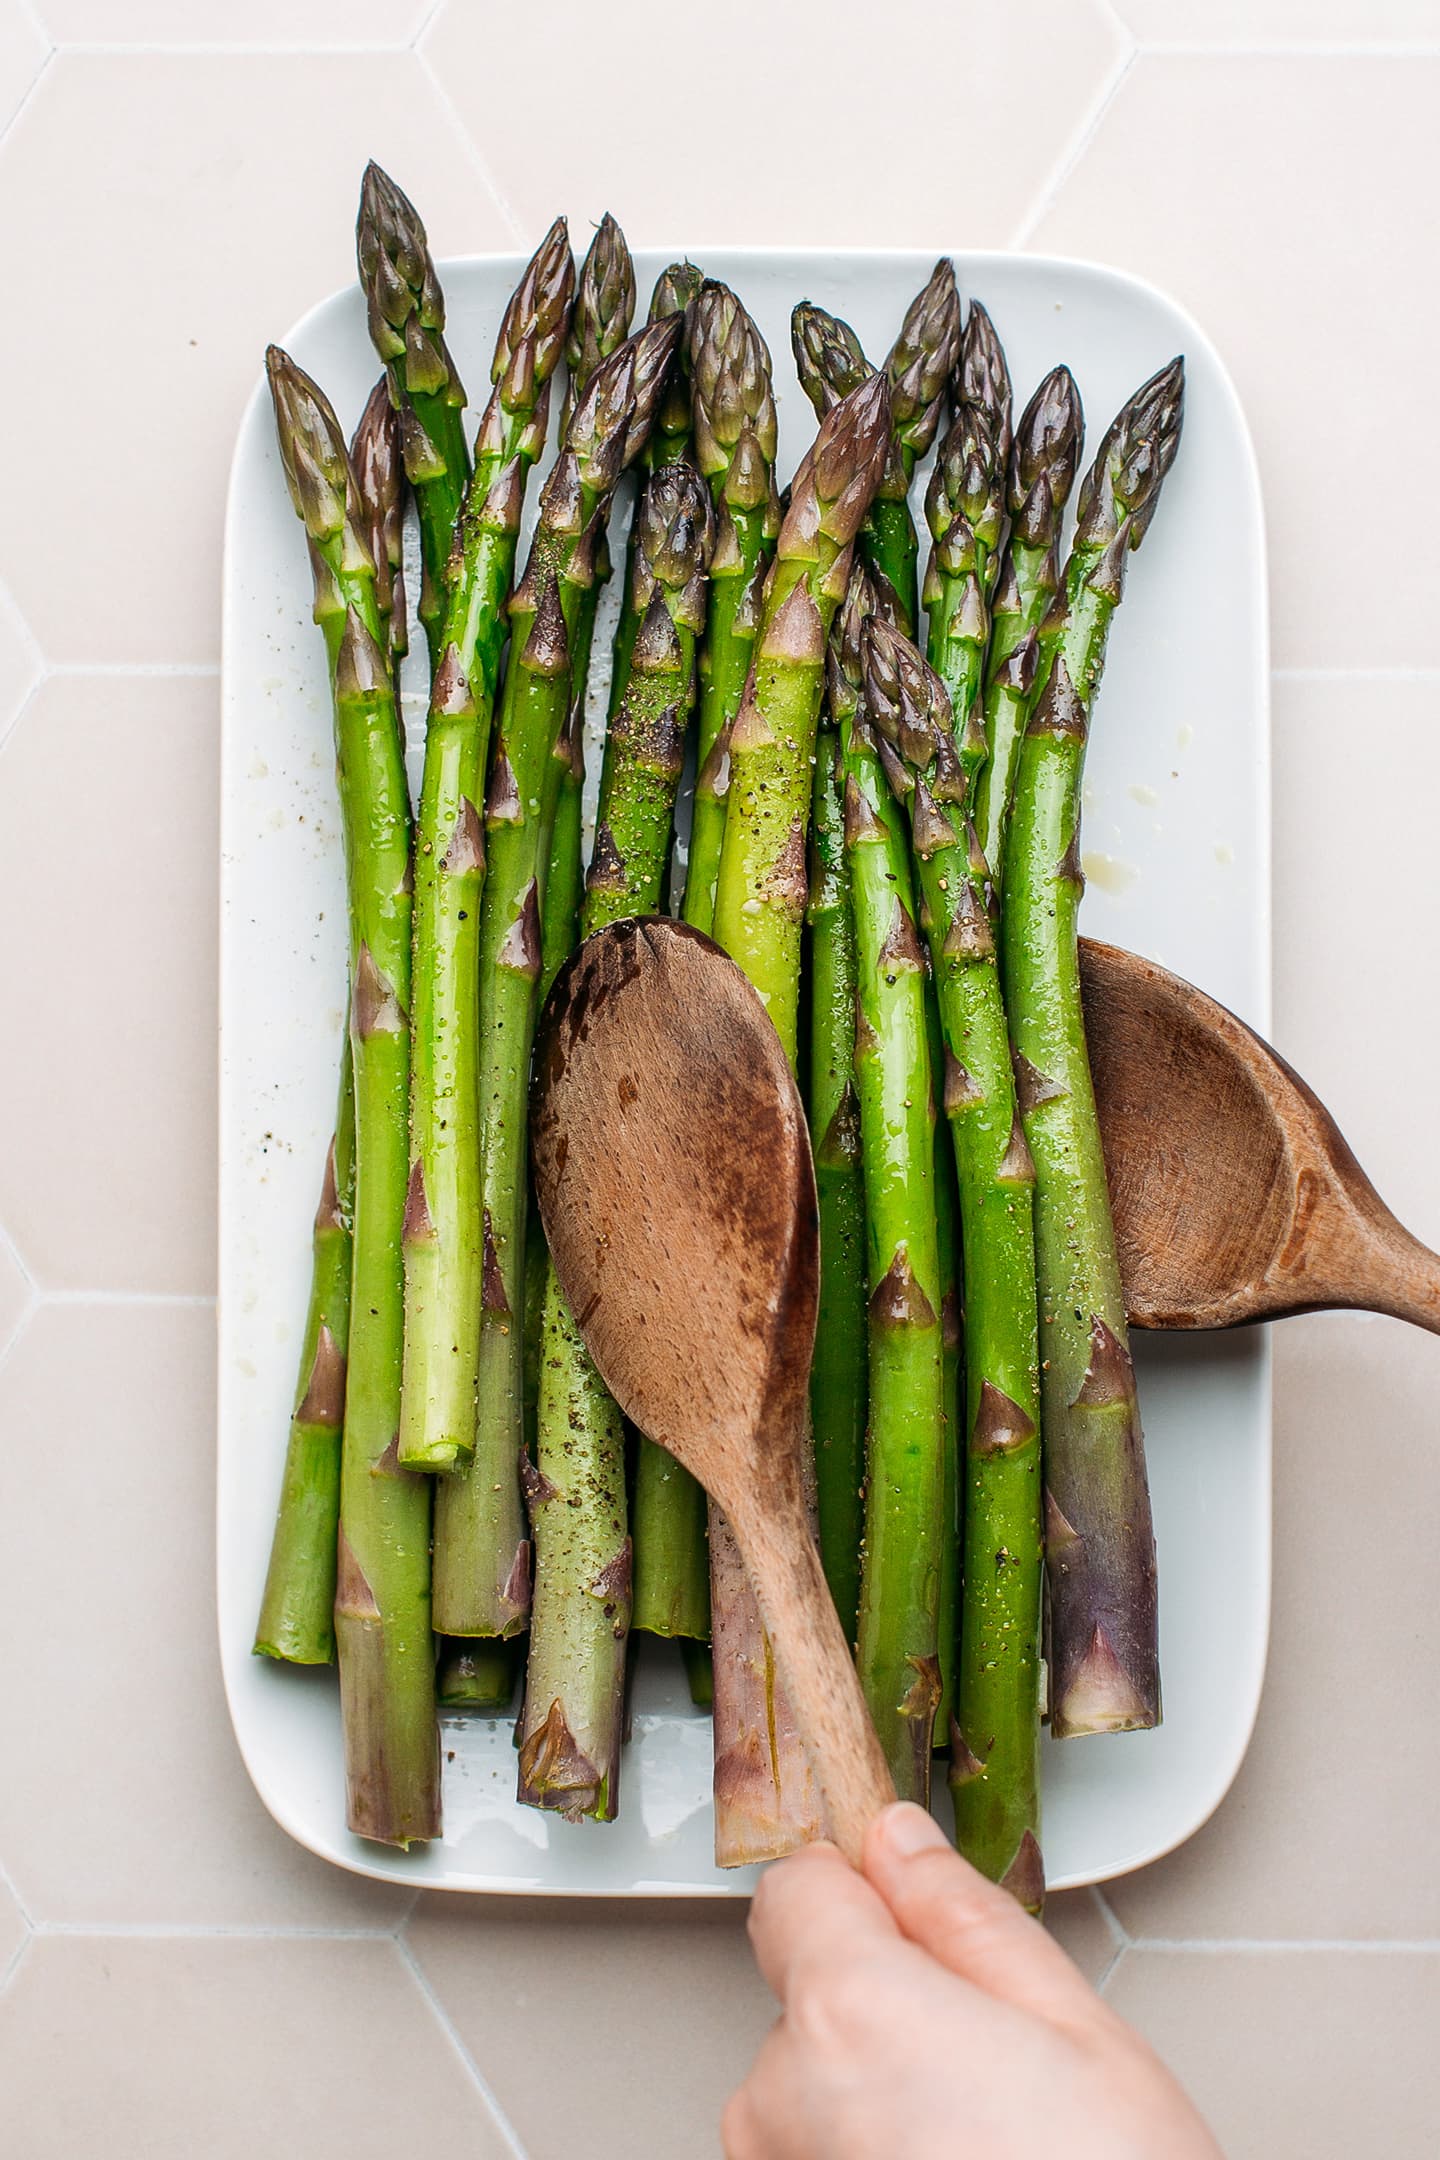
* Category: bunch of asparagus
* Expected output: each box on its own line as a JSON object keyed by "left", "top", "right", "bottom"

{"left": 255, "top": 167, "right": 1186, "bottom": 1913}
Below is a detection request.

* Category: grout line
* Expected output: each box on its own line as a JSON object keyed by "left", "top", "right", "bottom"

{"left": 16, "top": 0, "right": 49, "bottom": 45}
{"left": 396, "top": 1935, "right": 531, "bottom": 2158}
{"left": 1091, "top": 1885, "right": 1130, "bottom": 1949}
{"left": 0, "top": 39, "right": 54, "bottom": 158}
{"left": 413, "top": 42, "right": 528, "bottom": 248}
{"left": 0, "top": 1930, "right": 34, "bottom": 2000}
{"left": 1095, "top": 1940, "right": 1126, "bottom": 1997}
{"left": 0, "top": 1856, "right": 37, "bottom": 1934}
{"left": 0, "top": 675, "right": 42, "bottom": 757}
{"left": 409, "top": 0, "right": 448, "bottom": 50}
{"left": 1008, "top": 40, "right": 1137, "bottom": 250}
{"left": 40, "top": 40, "right": 436, "bottom": 57}
{"left": 0, "top": 570, "right": 45, "bottom": 677}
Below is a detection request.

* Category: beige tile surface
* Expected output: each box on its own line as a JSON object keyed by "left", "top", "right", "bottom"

{"left": 0, "top": 1869, "right": 27, "bottom": 1981}
{"left": 0, "top": 52, "right": 506, "bottom": 665}
{"left": 0, "top": 579, "right": 39, "bottom": 745}
{"left": 421, "top": 0, "right": 1127, "bottom": 248}
{"left": 0, "top": 674, "right": 218, "bottom": 1292}
{"left": 1111, "top": 1, "right": 1440, "bottom": 43}
{"left": 1107, "top": 1949, "right": 1440, "bottom": 2159}
{"left": 38, "top": 0, "right": 435, "bottom": 41}
{"left": 409, "top": 1894, "right": 775, "bottom": 2160}
{"left": 0, "top": 1302, "right": 412, "bottom": 1929}
{"left": 0, "top": 2, "right": 44, "bottom": 132}
{"left": 1027, "top": 54, "right": 1440, "bottom": 668}
{"left": 1044, "top": 1889, "right": 1123, "bottom": 1985}
{"left": 0, "top": 1937, "right": 516, "bottom": 2159}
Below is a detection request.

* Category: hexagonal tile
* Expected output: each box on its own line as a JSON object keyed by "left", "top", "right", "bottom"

{"left": 1027, "top": 55, "right": 1440, "bottom": 668}
{"left": 0, "top": 1937, "right": 515, "bottom": 2159}
{"left": 1111, "top": 1, "right": 1438, "bottom": 43}
{"left": 37, "top": 0, "right": 436, "bottom": 40}
{"left": 409, "top": 1891, "right": 773, "bottom": 2158}
{"left": 0, "top": 52, "right": 508, "bottom": 665}
{"left": 0, "top": 4, "right": 48, "bottom": 137}
{"left": 422, "top": 0, "right": 1127, "bottom": 248}
{"left": 1045, "top": 1888, "right": 1121, "bottom": 1986}
{"left": 0, "top": 1301, "right": 414, "bottom": 1929}
{"left": 1108, "top": 1949, "right": 1440, "bottom": 2159}
{"left": 0, "top": 673, "right": 217, "bottom": 1292}
{"left": 0, "top": 580, "right": 41, "bottom": 749}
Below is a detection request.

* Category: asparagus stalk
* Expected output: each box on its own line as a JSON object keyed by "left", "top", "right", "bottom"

{"left": 805, "top": 723, "right": 867, "bottom": 1646}
{"left": 356, "top": 163, "right": 469, "bottom": 670}
{"left": 681, "top": 281, "right": 780, "bottom": 937}
{"left": 825, "top": 567, "right": 945, "bottom": 1804}
{"left": 432, "top": 314, "right": 685, "bottom": 1640}
{"left": 267, "top": 348, "right": 437, "bottom": 1846}
{"left": 864, "top": 618, "right": 1045, "bottom": 1909}
{"left": 253, "top": 1044, "right": 353, "bottom": 1664}
{"left": 541, "top": 216, "right": 638, "bottom": 998}
{"left": 436, "top": 1638, "right": 519, "bottom": 1710}
{"left": 1003, "top": 358, "right": 1185, "bottom": 1740}
{"left": 400, "top": 220, "right": 575, "bottom": 1475}
{"left": 973, "top": 366, "right": 1083, "bottom": 889}
{"left": 520, "top": 465, "right": 711, "bottom": 1818}
{"left": 709, "top": 374, "right": 892, "bottom": 1864}
{"left": 254, "top": 381, "right": 406, "bottom": 1662}
{"left": 923, "top": 370, "right": 1008, "bottom": 797}
{"left": 790, "top": 261, "right": 959, "bottom": 633}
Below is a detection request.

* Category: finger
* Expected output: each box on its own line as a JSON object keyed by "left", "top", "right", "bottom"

{"left": 722, "top": 2024, "right": 808, "bottom": 2160}
{"left": 748, "top": 1839, "right": 900, "bottom": 2004}
{"left": 863, "top": 1803, "right": 1102, "bottom": 2026}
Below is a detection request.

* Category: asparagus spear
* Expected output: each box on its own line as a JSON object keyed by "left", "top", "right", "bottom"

{"left": 436, "top": 1638, "right": 519, "bottom": 1710}
{"left": 432, "top": 314, "right": 685, "bottom": 1641}
{"left": 253, "top": 1044, "right": 353, "bottom": 1664}
{"left": 350, "top": 376, "right": 409, "bottom": 659}
{"left": 863, "top": 617, "right": 1045, "bottom": 1909}
{"left": 541, "top": 216, "right": 638, "bottom": 998}
{"left": 356, "top": 163, "right": 469, "bottom": 670}
{"left": 606, "top": 262, "right": 704, "bottom": 730}
{"left": 266, "top": 347, "right": 437, "bottom": 1846}
{"left": 821, "top": 567, "right": 945, "bottom": 1804}
{"left": 254, "top": 381, "right": 406, "bottom": 1662}
{"left": 790, "top": 261, "right": 959, "bottom": 633}
{"left": 520, "top": 465, "right": 711, "bottom": 1818}
{"left": 1004, "top": 358, "right": 1185, "bottom": 1741}
{"left": 681, "top": 281, "right": 780, "bottom": 937}
{"left": 400, "top": 220, "right": 575, "bottom": 1475}
{"left": 709, "top": 374, "right": 892, "bottom": 1864}
{"left": 973, "top": 366, "right": 1083, "bottom": 889}
{"left": 923, "top": 376, "right": 1007, "bottom": 797}
{"left": 953, "top": 299, "right": 1013, "bottom": 472}
{"left": 805, "top": 722, "right": 867, "bottom": 1645}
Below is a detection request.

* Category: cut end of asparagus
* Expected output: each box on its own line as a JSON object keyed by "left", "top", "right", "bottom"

{"left": 791, "top": 299, "right": 871, "bottom": 420}
{"left": 886, "top": 257, "right": 961, "bottom": 459}
{"left": 1009, "top": 363, "right": 1084, "bottom": 547}
{"left": 355, "top": 161, "right": 464, "bottom": 407}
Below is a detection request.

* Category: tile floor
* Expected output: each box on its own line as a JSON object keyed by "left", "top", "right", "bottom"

{"left": 1, "top": 1, "right": 1437, "bottom": 2152}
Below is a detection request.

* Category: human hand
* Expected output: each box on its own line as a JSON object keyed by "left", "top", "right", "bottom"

{"left": 723, "top": 1802, "right": 1222, "bottom": 2159}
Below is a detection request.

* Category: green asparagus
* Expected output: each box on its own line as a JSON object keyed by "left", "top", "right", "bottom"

{"left": 356, "top": 164, "right": 469, "bottom": 670}
{"left": 1003, "top": 357, "right": 1185, "bottom": 1741}
{"left": 267, "top": 347, "right": 437, "bottom": 1846}
{"left": 400, "top": 220, "right": 575, "bottom": 1476}
{"left": 682, "top": 281, "right": 780, "bottom": 937}
{"left": 432, "top": 314, "right": 685, "bottom": 1641}
{"left": 864, "top": 617, "right": 1044, "bottom": 1910}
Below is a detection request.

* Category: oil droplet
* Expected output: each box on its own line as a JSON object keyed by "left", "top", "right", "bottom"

{"left": 1127, "top": 783, "right": 1158, "bottom": 808}
{"left": 1177, "top": 724, "right": 1193, "bottom": 752}
{"left": 1214, "top": 842, "right": 1234, "bottom": 866}
{"left": 1081, "top": 851, "right": 1137, "bottom": 896}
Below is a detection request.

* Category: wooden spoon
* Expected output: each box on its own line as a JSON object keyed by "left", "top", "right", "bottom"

{"left": 1082, "top": 936, "right": 1440, "bottom": 1333}
{"left": 531, "top": 915, "right": 896, "bottom": 1866}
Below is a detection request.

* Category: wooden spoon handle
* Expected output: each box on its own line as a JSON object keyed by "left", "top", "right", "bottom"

{"left": 730, "top": 1487, "right": 897, "bottom": 1868}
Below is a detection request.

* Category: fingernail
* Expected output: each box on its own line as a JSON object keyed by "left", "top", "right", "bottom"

{"left": 879, "top": 1802, "right": 947, "bottom": 1858}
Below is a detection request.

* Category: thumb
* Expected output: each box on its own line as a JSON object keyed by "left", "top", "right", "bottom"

{"left": 862, "top": 1803, "right": 1102, "bottom": 2027}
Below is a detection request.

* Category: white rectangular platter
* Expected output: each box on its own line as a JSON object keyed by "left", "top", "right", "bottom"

{"left": 220, "top": 246, "right": 1270, "bottom": 1896}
